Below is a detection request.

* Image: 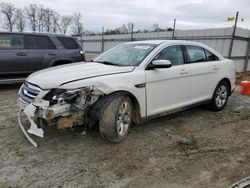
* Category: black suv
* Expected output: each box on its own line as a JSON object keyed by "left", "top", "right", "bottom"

{"left": 0, "top": 32, "right": 85, "bottom": 77}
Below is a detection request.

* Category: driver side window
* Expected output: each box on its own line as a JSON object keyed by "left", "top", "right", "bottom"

{"left": 154, "top": 45, "right": 184, "bottom": 66}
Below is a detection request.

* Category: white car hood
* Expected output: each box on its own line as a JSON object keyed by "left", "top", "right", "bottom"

{"left": 26, "top": 62, "right": 134, "bottom": 89}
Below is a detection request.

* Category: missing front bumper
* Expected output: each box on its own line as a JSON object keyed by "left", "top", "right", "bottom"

{"left": 17, "top": 109, "right": 44, "bottom": 148}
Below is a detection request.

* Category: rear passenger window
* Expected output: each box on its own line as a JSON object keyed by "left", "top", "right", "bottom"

{"left": 57, "top": 37, "right": 80, "bottom": 49}
{"left": 205, "top": 50, "right": 219, "bottom": 61}
{"left": 0, "top": 34, "right": 24, "bottom": 49}
{"left": 27, "top": 35, "right": 56, "bottom": 49}
{"left": 186, "top": 46, "right": 206, "bottom": 63}
{"left": 154, "top": 45, "right": 184, "bottom": 66}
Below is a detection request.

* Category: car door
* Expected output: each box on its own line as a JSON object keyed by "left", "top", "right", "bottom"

{"left": 185, "top": 45, "right": 220, "bottom": 104}
{"left": 0, "top": 33, "right": 28, "bottom": 75}
{"left": 145, "top": 45, "right": 190, "bottom": 116}
{"left": 26, "top": 35, "right": 58, "bottom": 72}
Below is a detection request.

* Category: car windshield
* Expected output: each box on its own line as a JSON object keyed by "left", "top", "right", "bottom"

{"left": 93, "top": 43, "right": 157, "bottom": 66}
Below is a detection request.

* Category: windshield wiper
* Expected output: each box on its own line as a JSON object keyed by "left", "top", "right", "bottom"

{"left": 94, "top": 61, "right": 120, "bottom": 66}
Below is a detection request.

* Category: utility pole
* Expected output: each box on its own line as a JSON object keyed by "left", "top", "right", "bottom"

{"left": 228, "top": 11, "right": 239, "bottom": 58}
{"left": 131, "top": 23, "right": 134, "bottom": 41}
{"left": 130, "top": 22, "right": 135, "bottom": 41}
{"left": 172, "top": 18, "right": 176, "bottom": 40}
{"left": 80, "top": 33, "right": 83, "bottom": 48}
{"left": 80, "top": 26, "right": 84, "bottom": 48}
{"left": 101, "top": 26, "right": 104, "bottom": 52}
{"left": 244, "top": 37, "right": 250, "bottom": 74}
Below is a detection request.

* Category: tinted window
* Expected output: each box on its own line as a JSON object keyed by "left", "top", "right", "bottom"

{"left": 205, "top": 50, "right": 219, "bottom": 61}
{"left": 57, "top": 37, "right": 80, "bottom": 49}
{"left": 186, "top": 46, "right": 206, "bottom": 63}
{"left": 154, "top": 45, "right": 184, "bottom": 66}
{"left": 27, "top": 35, "right": 56, "bottom": 49}
{"left": 0, "top": 34, "right": 24, "bottom": 49}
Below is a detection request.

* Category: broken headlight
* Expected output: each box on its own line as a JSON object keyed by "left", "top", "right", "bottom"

{"left": 44, "top": 87, "right": 91, "bottom": 106}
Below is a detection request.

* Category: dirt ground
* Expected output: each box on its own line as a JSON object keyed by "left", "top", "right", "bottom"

{"left": 0, "top": 84, "right": 250, "bottom": 188}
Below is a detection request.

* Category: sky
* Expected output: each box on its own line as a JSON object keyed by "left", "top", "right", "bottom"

{"left": 0, "top": 0, "right": 250, "bottom": 32}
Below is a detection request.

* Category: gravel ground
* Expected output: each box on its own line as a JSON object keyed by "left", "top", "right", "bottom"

{"left": 0, "top": 85, "right": 250, "bottom": 188}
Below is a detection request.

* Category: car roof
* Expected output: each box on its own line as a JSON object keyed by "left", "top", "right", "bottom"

{"left": 0, "top": 32, "right": 70, "bottom": 37}
{"left": 126, "top": 40, "right": 204, "bottom": 46}
{"left": 125, "top": 40, "right": 224, "bottom": 59}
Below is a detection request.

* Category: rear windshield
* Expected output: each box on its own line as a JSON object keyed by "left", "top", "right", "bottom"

{"left": 57, "top": 37, "right": 80, "bottom": 49}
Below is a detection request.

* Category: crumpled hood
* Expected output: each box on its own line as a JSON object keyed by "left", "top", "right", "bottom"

{"left": 26, "top": 62, "right": 134, "bottom": 89}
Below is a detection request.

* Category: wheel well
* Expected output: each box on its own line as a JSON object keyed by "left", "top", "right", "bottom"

{"left": 219, "top": 78, "right": 231, "bottom": 94}
{"left": 52, "top": 60, "right": 72, "bottom": 66}
{"left": 89, "top": 91, "right": 141, "bottom": 124}
{"left": 115, "top": 91, "right": 141, "bottom": 124}
{"left": 105, "top": 91, "right": 141, "bottom": 124}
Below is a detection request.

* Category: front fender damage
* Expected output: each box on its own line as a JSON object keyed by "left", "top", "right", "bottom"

{"left": 17, "top": 87, "right": 104, "bottom": 147}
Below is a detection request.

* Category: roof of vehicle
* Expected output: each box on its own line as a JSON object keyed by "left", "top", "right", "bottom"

{"left": 125, "top": 40, "right": 225, "bottom": 59}
{"left": 126, "top": 40, "right": 204, "bottom": 46}
{"left": 0, "top": 32, "right": 71, "bottom": 38}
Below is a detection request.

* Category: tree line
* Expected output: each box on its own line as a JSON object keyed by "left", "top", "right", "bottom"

{"left": 0, "top": 2, "right": 83, "bottom": 35}
{"left": 0, "top": 2, "right": 173, "bottom": 36}
{"left": 103, "top": 22, "right": 173, "bottom": 35}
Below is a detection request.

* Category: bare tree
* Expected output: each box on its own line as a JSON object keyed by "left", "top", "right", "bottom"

{"left": 60, "top": 15, "right": 72, "bottom": 34}
{"left": 37, "top": 6, "right": 45, "bottom": 32}
{"left": 119, "top": 24, "right": 129, "bottom": 34}
{"left": 43, "top": 8, "right": 53, "bottom": 32}
{"left": 15, "top": 8, "right": 26, "bottom": 32}
{"left": 151, "top": 23, "right": 164, "bottom": 32}
{"left": 71, "top": 13, "right": 83, "bottom": 35}
{"left": 51, "top": 11, "right": 60, "bottom": 33}
{"left": 0, "top": 2, "right": 17, "bottom": 32}
{"left": 126, "top": 22, "right": 134, "bottom": 33}
{"left": 118, "top": 22, "right": 134, "bottom": 34}
{"left": 152, "top": 23, "right": 160, "bottom": 31}
{"left": 25, "top": 4, "right": 38, "bottom": 31}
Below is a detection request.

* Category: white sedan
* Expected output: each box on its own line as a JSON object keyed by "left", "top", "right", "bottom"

{"left": 17, "top": 40, "right": 235, "bottom": 147}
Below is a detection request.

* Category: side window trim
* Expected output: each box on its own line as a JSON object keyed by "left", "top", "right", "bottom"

{"left": 203, "top": 48, "right": 208, "bottom": 60}
{"left": 181, "top": 45, "right": 189, "bottom": 64}
{"left": 24, "top": 35, "right": 28, "bottom": 49}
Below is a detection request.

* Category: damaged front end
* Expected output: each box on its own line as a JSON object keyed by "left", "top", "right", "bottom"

{"left": 17, "top": 81, "right": 103, "bottom": 147}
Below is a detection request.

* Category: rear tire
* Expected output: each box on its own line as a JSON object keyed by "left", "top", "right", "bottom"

{"left": 99, "top": 95, "right": 132, "bottom": 143}
{"left": 209, "top": 81, "right": 230, "bottom": 111}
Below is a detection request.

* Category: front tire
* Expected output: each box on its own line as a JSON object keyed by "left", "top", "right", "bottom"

{"left": 209, "top": 81, "right": 230, "bottom": 111}
{"left": 99, "top": 95, "right": 132, "bottom": 143}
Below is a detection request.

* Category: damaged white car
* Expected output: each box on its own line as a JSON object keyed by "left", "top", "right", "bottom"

{"left": 17, "top": 40, "right": 235, "bottom": 147}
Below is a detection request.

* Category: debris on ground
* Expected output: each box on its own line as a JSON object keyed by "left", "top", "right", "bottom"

{"left": 177, "top": 136, "right": 196, "bottom": 146}
{"left": 230, "top": 176, "right": 250, "bottom": 188}
{"left": 0, "top": 85, "right": 250, "bottom": 188}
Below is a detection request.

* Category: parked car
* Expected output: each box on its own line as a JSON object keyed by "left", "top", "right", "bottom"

{"left": 17, "top": 40, "right": 235, "bottom": 147}
{"left": 0, "top": 32, "right": 85, "bottom": 77}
